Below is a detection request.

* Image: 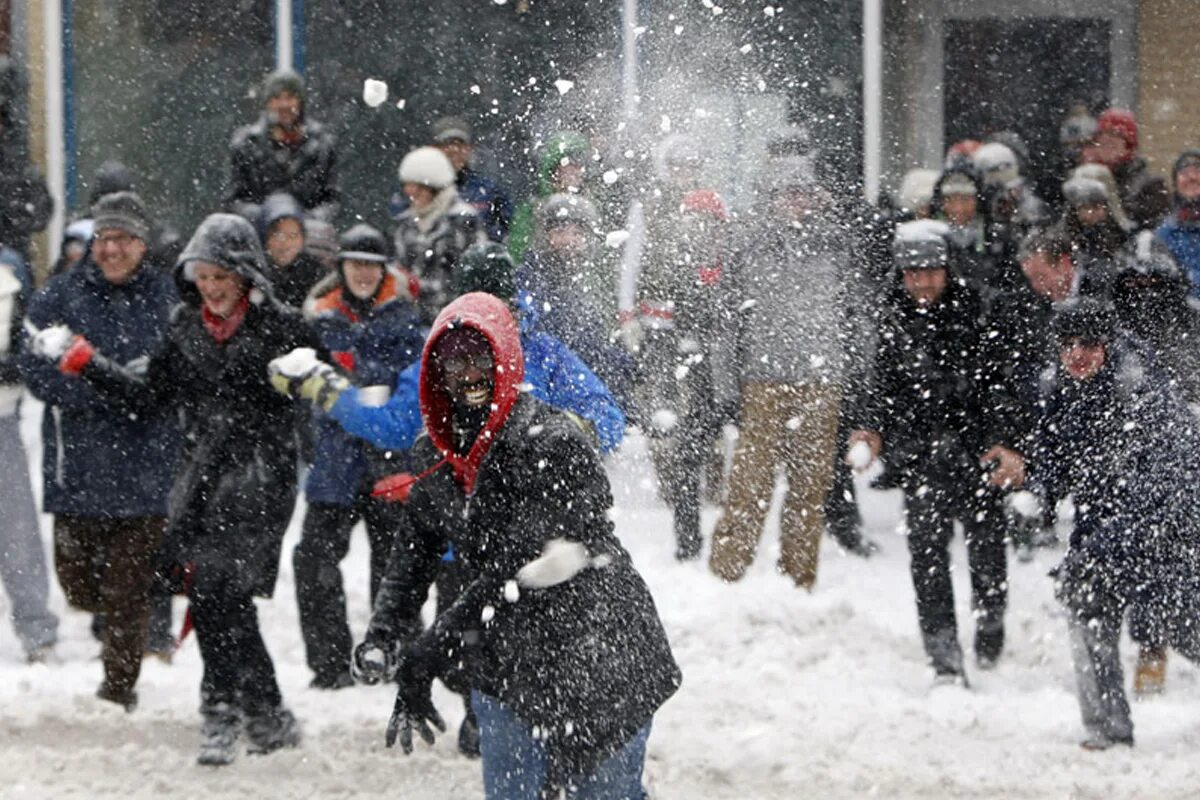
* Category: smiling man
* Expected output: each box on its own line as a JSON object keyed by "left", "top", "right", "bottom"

{"left": 19, "top": 190, "right": 179, "bottom": 712}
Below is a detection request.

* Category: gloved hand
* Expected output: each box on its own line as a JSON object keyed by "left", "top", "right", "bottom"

{"left": 351, "top": 637, "right": 400, "bottom": 685}
{"left": 385, "top": 653, "right": 446, "bottom": 753}
{"left": 29, "top": 324, "right": 76, "bottom": 360}
{"left": 267, "top": 347, "right": 349, "bottom": 412}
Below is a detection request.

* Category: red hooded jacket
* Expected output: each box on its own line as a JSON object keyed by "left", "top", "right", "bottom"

{"left": 419, "top": 292, "right": 525, "bottom": 494}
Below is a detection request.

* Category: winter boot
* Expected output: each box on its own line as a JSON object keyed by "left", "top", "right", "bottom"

{"left": 1133, "top": 646, "right": 1167, "bottom": 698}
{"left": 244, "top": 707, "right": 302, "bottom": 756}
{"left": 458, "top": 707, "right": 481, "bottom": 758}
{"left": 96, "top": 681, "right": 138, "bottom": 712}
{"left": 309, "top": 670, "right": 354, "bottom": 690}
{"left": 197, "top": 704, "right": 242, "bottom": 766}
{"left": 924, "top": 628, "right": 968, "bottom": 687}
{"left": 974, "top": 619, "right": 1005, "bottom": 670}
{"left": 1080, "top": 729, "right": 1134, "bottom": 751}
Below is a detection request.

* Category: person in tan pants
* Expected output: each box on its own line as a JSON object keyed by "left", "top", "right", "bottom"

{"left": 710, "top": 382, "right": 840, "bottom": 587}
{"left": 708, "top": 155, "right": 863, "bottom": 588}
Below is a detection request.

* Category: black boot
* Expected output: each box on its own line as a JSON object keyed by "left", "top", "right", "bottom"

{"left": 198, "top": 703, "right": 241, "bottom": 766}
{"left": 924, "top": 628, "right": 968, "bottom": 687}
{"left": 245, "top": 707, "right": 301, "bottom": 756}
{"left": 458, "top": 706, "right": 481, "bottom": 758}
{"left": 975, "top": 618, "right": 1005, "bottom": 670}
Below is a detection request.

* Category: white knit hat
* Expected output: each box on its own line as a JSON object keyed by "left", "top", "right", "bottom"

{"left": 972, "top": 142, "right": 1020, "bottom": 188}
{"left": 398, "top": 146, "right": 456, "bottom": 189}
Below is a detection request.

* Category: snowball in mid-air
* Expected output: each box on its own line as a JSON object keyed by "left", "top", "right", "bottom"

{"left": 362, "top": 78, "right": 388, "bottom": 108}
{"left": 605, "top": 229, "right": 631, "bottom": 248}
{"left": 847, "top": 440, "right": 874, "bottom": 470}
{"left": 554, "top": 79, "right": 575, "bottom": 96}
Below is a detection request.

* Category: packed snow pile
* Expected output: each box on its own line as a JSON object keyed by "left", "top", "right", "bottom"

{"left": 2, "top": 407, "right": 1199, "bottom": 799}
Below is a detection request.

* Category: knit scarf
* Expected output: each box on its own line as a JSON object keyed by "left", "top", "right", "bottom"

{"left": 201, "top": 293, "right": 251, "bottom": 343}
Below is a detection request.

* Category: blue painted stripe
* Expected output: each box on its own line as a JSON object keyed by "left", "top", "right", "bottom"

{"left": 62, "top": 0, "right": 77, "bottom": 211}
{"left": 292, "top": 0, "right": 305, "bottom": 75}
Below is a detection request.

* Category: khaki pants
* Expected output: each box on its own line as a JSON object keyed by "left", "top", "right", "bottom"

{"left": 709, "top": 382, "right": 841, "bottom": 588}
{"left": 54, "top": 515, "right": 165, "bottom": 697}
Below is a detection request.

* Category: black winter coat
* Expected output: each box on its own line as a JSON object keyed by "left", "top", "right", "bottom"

{"left": 858, "top": 280, "right": 1021, "bottom": 483}
{"left": 81, "top": 295, "right": 320, "bottom": 597}
{"left": 374, "top": 396, "right": 680, "bottom": 785}
{"left": 226, "top": 116, "right": 339, "bottom": 221}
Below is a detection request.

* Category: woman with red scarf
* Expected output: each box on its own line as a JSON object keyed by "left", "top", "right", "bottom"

{"left": 28, "top": 213, "right": 324, "bottom": 767}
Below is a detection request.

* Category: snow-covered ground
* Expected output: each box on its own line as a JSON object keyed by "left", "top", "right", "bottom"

{"left": 3, "top": 400, "right": 1199, "bottom": 799}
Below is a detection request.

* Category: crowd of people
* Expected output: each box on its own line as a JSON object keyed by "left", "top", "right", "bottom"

{"left": 2, "top": 60, "right": 1200, "bottom": 797}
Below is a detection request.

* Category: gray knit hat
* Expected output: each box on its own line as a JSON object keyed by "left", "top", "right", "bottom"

{"left": 91, "top": 191, "right": 150, "bottom": 242}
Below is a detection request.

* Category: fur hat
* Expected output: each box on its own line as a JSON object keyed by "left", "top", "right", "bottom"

{"left": 399, "top": 146, "right": 456, "bottom": 189}
{"left": 1062, "top": 177, "right": 1109, "bottom": 208}
{"left": 893, "top": 219, "right": 949, "bottom": 270}
{"left": 972, "top": 143, "right": 1020, "bottom": 188}
{"left": 897, "top": 169, "right": 939, "bottom": 214}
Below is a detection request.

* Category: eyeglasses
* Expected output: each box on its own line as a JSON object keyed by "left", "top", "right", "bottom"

{"left": 94, "top": 232, "right": 137, "bottom": 247}
{"left": 440, "top": 352, "right": 494, "bottom": 375}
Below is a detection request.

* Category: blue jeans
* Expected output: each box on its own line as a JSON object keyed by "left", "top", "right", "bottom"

{"left": 471, "top": 691, "right": 650, "bottom": 800}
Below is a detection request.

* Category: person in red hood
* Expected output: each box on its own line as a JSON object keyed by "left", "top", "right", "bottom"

{"left": 1081, "top": 109, "right": 1170, "bottom": 230}
{"left": 359, "top": 292, "right": 680, "bottom": 799}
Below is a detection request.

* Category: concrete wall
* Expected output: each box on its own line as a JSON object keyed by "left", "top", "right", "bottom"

{"left": 1138, "top": 0, "right": 1200, "bottom": 182}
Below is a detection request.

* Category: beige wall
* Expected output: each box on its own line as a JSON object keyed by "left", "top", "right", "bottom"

{"left": 1138, "top": 0, "right": 1200, "bottom": 184}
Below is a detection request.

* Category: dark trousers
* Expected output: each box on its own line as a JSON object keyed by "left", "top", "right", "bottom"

{"left": 294, "top": 495, "right": 399, "bottom": 681}
{"left": 54, "top": 515, "right": 165, "bottom": 696}
{"left": 190, "top": 553, "right": 282, "bottom": 716}
{"left": 903, "top": 480, "right": 1008, "bottom": 659}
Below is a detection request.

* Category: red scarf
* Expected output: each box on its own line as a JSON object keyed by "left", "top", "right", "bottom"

{"left": 202, "top": 293, "right": 251, "bottom": 343}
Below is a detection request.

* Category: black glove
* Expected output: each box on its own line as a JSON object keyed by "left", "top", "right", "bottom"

{"left": 385, "top": 653, "right": 446, "bottom": 753}
{"left": 351, "top": 637, "right": 400, "bottom": 685}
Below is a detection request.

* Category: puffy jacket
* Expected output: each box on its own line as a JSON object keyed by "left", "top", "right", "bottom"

{"left": 20, "top": 259, "right": 180, "bottom": 517}
{"left": 226, "top": 115, "right": 339, "bottom": 222}
{"left": 304, "top": 273, "right": 423, "bottom": 505}
{"left": 371, "top": 293, "right": 679, "bottom": 791}
{"left": 329, "top": 302, "right": 625, "bottom": 454}
{"left": 508, "top": 132, "right": 592, "bottom": 263}
{"left": 393, "top": 187, "right": 488, "bottom": 325}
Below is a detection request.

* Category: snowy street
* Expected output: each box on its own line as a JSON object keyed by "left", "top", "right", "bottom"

{"left": 2, "top": 402, "right": 1198, "bottom": 799}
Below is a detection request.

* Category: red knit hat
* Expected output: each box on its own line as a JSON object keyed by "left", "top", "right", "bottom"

{"left": 1096, "top": 109, "right": 1138, "bottom": 151}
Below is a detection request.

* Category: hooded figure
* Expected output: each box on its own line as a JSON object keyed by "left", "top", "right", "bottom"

{"left": 1156, "top": 149, "right": 1200, "bottom": 295}
{"left": 508, "top": 131, "right": 595, "bottom": 264}
{"left": 29, "top": 213, "right": 322, "bottom": 766}
{"left": 257, "top": 192, "right": 327, "bottom": 309}
{"left": 361, "top": 292, "right": 680, "bottom": 799}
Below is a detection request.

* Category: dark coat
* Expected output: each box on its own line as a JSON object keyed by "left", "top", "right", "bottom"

{"left": 0, "top": 147, "right": 52, "bottom": 258}
{"left": 76, "top": 215, "right": 323, "bottom": 597}
{"left": 1037, "top": 336, "right": 1200, "bottom": 611}
{"left": 226, "top": 116, "right": 339, "bottom": 222}
{"left": 393, "top": 191, "right": 488, "bottom": 325}
{"left": 20, "top": 260, "right": 179, "bottom": 517}
{"left": 1112, "top": 157, "right": 1170, "bottom": 232}
{"left": 304, "top": 273, "right": 423, "bottom": 505}
{"left": 857, "top": 279, "right": 1021, "bottom": 485}
{"left": 371, "top": 293, "right": 679, "bottom": 787}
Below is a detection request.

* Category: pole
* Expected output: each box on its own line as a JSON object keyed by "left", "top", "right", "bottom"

{"left": 42, "top": 0, "right": 65, "bottom": 259}
{"left": 274, "top": 0, "right": 293, "bottom": 72}
{"left": 621, "top": 0, "right": 637, "bottom": 121}
{"left": 862, "top": 0, "right": 882, "bottom": 204}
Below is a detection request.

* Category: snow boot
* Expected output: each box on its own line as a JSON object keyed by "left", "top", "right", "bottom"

{"left": 974, "top": 619, "right": 1005, "bottom": 670}
{"left": 245, "top": 707, "right": 302, "bottom": 755}
{"left": 96, "top": 682, "right": 138, "bottom": 712}
{"left": 197, "top": 704, "right": 241, "bottom": 766}
{"left": 1080, "top": 729, "right": 1134, "bottom": 751}
{"left": 309, "top": 670, "right": 354, "bottom": 690}
{"left": 925, "top": 628, "right": 969, "bottom": 687}
{"left": 1133, "top": 646, "right": 1167, "bottom": 698}
{"left": 458, "top": 707, "right": 481, "bottom": 758}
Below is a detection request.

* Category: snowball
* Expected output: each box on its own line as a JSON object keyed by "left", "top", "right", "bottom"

{"left": 271, "top": 347, "right": 321, "bottom": 378}
{"left": 517, "top": 539, "right": 590, "bottom": 589}
{"left": 605, "top": 229, "right": 631, "bottom": 248}
{"left": 785, "top": 417, "right": 802, "bottom": 431}
{"left": 554, "top": 79, "right": 575, "bottom": 96}
{"left": 650, "top": 409, "right": 678, "bottom": 433}
{"left": 362, "top": 78, "right": 388, "bottom": 108}
{"left": 763, "top": 5, "right": 776, "bottom": 16}
{"left": 602, "top": 170, "right": 620, "bottom": 185}
{"left": 503, "top": 579, "right": 520, "bottom": 602}
{"left": 395, "top": 98, "right": 406, "bottom": 110}
{"left": 470, "top": 84, "right": 481, "bottom": 95}
{"left": 481, "top": 605, "right": 496, "bottom": 623}
{"left": 1006, "top": 490, "right": 1041, "bottom": 519}
{"left": 847, "top": 441, "right": 874, "bottom": 470}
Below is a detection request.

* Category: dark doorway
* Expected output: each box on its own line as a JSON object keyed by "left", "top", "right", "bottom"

{"left": 944, "top": 17, "right": 1110, "bottom": 204}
